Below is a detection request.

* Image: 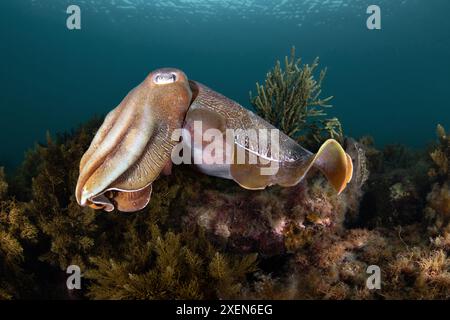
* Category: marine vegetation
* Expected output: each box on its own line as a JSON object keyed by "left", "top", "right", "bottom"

{"left": 0, "top": 51, "right": 449, "bottom": 300}
{"left": 0, "top": 167, "right": 38, "bottom": 299}
{"left": 428, "top": 124, "right": 449, "bottom": 182}
{"left": 425, "top": 124, "right": 450, "bottom": 239}
{"left": 1, "top": 121, "right": 259, "bottom": 299}
{"left": 86, "top": 226, "right": 258, "bottom": 299}
{"left": 250, "top": 46, "right": 343, "bottom": 147}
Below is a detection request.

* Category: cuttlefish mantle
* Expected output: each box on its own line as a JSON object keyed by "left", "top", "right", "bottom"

{"left": 75, "top": 68, "right": 353, "bottom": 212}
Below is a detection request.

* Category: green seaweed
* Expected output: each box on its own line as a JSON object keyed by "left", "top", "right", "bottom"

{"left": 86, "top": 225, "right": 257, "bottom": 299}
{"left": 250, "top": 46, "right": 343, "bottom": 147}
{"left": 0, "top": 169, "right": 38, "bottom": 299}
{"left": 429, "top": 124, "right": 449, "bottom": 182}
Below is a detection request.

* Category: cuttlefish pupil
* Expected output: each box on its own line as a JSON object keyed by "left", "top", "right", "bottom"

{"left": 75, "top": 67, "right": 353, "bottom": 213}
{"left": 154, "top": 73, "right": 177, "bottom": 84}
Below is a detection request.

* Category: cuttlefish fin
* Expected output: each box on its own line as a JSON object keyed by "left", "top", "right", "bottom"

{"left": 311, "top": 139, "right": 353, "bottom": 194}
{"left": 229, "top": 139, "right": 353, "bottom": 194}
{"left": 229, "top": 144, "right": 273, "bottom": 190}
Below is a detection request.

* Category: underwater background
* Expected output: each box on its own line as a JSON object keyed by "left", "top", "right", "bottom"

{"left": 1, "top": 0, "right": 450, "bottom": 301}
{"left": 1, "top": 0, "right": 450, "bottom": 169}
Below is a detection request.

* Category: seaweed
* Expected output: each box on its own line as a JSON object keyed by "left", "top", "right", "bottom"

{"left": 425, "top": 125, "right": 450, "bottom": 239}
{"left": 0, "top": 169, "right": 38, "bottom": 299}
{"left": 250, "top": 46, "right": 343, "bottom": 147}
{"left": 86, "top": 224, "right": 258, "bottom": 300}
{"left": 429, "top": 124, "right": 449, "bottom": 182}
{"left": 0, "top": 168, "right": 7, "bottom": 200}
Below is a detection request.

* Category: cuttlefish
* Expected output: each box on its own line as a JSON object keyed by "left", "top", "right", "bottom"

{"left": 75, "top": 68, "right": 353, "bottom": 212}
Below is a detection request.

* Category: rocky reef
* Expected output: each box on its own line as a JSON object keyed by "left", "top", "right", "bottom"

{"left": 0, "top": 49, "right": 449, "bottom": 300}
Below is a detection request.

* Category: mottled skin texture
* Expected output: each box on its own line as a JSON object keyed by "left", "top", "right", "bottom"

{"left": 188, "top": 82, "right": 312, "bottom": 161}
{"left": 185, "top": 81, "right": 353, "bottom": 191}
{"left": 76, "top": 68, "right": 353, "bottom": 212}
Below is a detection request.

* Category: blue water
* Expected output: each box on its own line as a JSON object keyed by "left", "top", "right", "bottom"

{"left": 1, "top": 0, "right": 449, "bottom": 169}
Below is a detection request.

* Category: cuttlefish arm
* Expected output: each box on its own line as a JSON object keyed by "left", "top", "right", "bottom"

{"left": 183, "top": 81, "right": 353, "bottom": 194}
{"left": 75, "top": 68, "right": 192, "bottom": 212}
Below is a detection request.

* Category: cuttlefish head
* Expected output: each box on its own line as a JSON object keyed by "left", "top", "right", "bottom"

{"left": 75, "top": 68, "right": 192, "bottom": 212}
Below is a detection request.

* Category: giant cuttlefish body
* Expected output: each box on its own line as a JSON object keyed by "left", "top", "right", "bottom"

{"left": 75, "top": 68, "right": 353, "bottom": 212}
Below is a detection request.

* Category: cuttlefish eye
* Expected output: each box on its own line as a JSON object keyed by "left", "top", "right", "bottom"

{"left": 154, "top": 72, "right": 177, "bottom": 84}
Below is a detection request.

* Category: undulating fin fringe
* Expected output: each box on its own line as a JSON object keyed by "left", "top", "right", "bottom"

{"left": 229, "top": 139, "right": 353, "bottom": 194}
{"left": 311, "top": 139, "right": 353, "bottom": 194}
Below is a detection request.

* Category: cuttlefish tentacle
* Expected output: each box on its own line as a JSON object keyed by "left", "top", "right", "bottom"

{"left": 75, "top": 68, "right": 192, "bottom": 212}
{"left": 185, "top": 81, "right": 353, "bottom": 194}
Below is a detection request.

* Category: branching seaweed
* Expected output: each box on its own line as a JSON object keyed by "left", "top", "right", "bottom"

{"left": 429, "top": 124, "right": 449, "bottom": 182}
{"left": 86, "top": 224, "right": 258, "bottom": 300}
{"left": 250, "top": 47, "right": 343, "bottom": 146}
{"left": 0, "top": 170, "right": 38, "bottom": 299}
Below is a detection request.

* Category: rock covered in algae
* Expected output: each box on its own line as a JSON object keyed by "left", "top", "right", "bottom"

{"left": 2, "top": 116, "right": 450, "bottom": 299}
{"left": 182, "top": 140, "right": 369, "bottom": 255}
